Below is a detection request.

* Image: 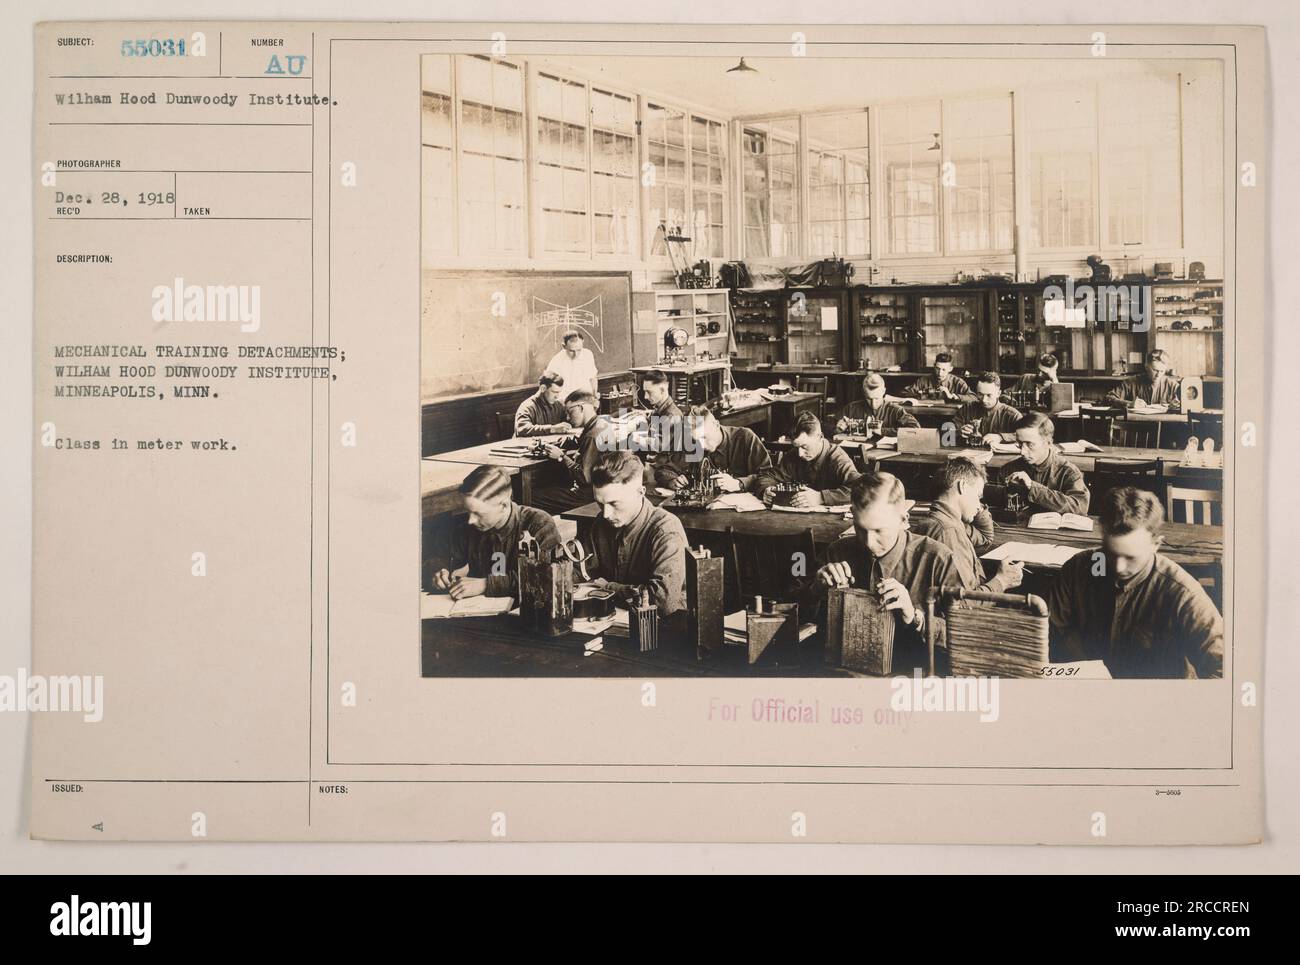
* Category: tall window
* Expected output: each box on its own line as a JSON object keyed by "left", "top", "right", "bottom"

{"left": 806, "top": 110, "right": 870, "bottom": 257}
{"left": 691, "top": 116, "right": 726, "bottom": 258}
{"left": 944, "top": 96, "right": 1014, "bottom": 252}
{"left": 742, "top": 118, "right": 799, "bottom": 258}
{"left": 1102, "top": 74, "right": 1182, "bottom": 247}
{"left": 535, "top": 72, "right": 589, "bottom": 254}
{"left": 591, "top": 87, "right": 638, "bottom": 255}
{"left": 644, "top": 102, "right": 688, "bottom": 255}
{"left": 1027, "top": 85, "right": 1097, "bottom": 249}
{"left": 880, "top": 102, "right": 942, "bottom": 254}
{"left": 420, "top": 56, "right": 454, "bottom": 259}
{"left": 456, "top": 56, "right": 526, "bottom": 254}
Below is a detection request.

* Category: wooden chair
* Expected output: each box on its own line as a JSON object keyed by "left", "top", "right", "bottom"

{"left": 494, "top": 410, "right": 516, "bottom": 441}
{"left": 1079, "top": 406, "right": 1126, "bottom": 445}
{"left": 727, "top": 525, "right": 817, "bottom": 606}
{"left": 1166, "top": 486, "right": 1222, "bottom": 526}
{"left": 1089, "top": 460, "right": 1163, "bottom": 514}
{"left": 1188, "top": 410, "right": 1224, "bottom": 447}
{"left": 926, "top": 589, "right": 1050, "bottom": 678}
{"left": 1108, "top": 421, "right": 1158, "bottom": 449}
{"left": 796, "top": 376, "right": 829, "bottom": 422}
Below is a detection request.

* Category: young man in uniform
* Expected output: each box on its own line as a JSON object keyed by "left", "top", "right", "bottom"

{"left": 911, "top": 457, "right": 1024, "bottom": 594}
{"left": 1104, "top": 348, "right": 1181, "bottom": 408}
{"left": 656, "top": 404, "right": 776, "bottom": 494}
{"left": 588, "top": 449, "right": 688, "bottom": 625}
{"left": 513, "top": 371, "right": 571, "bottom": 437}
{"left": 955, "top": 372, "right": 1023, "bottom": 445}
{"left": 806, "top": 473, "right": 965, "bottom": 673}
{"left": 1047, "top": 487, "right": 1222, "bottom": 678}
{"left": 766, "top": 410, "right": 862, "bottom": 508}
{"left": 904, "top": 352, "right": 973, "bottom": 401}
{"left": 835, "top": 371, "right": 921, "bottom": 434}
{"left": 1004, "top": 411, "right": 1091, "bottom": 516}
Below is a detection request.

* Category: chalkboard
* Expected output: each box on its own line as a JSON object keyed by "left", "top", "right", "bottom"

{"left": 421, "top": 270, "right": 633, "bottom": 401}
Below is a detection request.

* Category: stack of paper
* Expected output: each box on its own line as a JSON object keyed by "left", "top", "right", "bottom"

{"left": 707, "top": 492, "right": 766, "bottom": 512}
{"left": 990, "top": 441, "right": 1021, "bottom": 454}
{"left": 947, "top": 448, "right": 994, "bottom": 465}
{"left": 1132, "top": 402, "right": 1170, "bottom": 414}
{"left": 981, "top": 542, "right": 1080, "bottom": 567}
{"left": 771, "top": 502, "right": 850, "bottom": 514}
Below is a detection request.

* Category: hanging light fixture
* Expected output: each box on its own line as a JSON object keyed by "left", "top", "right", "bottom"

{"left": 726, "top": 57, "right": 758, "bottom": 75}
{"left": 928, "top": 132, "right": 942, "bottom": 151}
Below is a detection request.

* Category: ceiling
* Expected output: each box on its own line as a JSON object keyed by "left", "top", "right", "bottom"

{"left": 531, "top": 54, "right": 1211, "bottom": 118}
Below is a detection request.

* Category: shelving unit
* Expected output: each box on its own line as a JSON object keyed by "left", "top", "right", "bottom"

{"left": 1151, "top": 279, "right": 1224, "bottom": 379}
{"left": 632, "top": 288, "right": 733, "bottom": 364}
{"left": 730, "top": 288, "right": 787, "bottom": 366}
{"left": 856, "top": 289, "right": 913, "bottom": 372}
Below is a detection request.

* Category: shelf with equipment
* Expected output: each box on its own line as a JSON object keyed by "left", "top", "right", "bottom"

{"left": 633, "top": 287, "right": 733, "bottom": 365}
{"left": 1150, "top": 279, "right": 1224, "bottom": 380}
{"left": 781, "top": 287, "right": 851, "bottom": 369}
{"left": 729, "top": 288, "right": 787, "bottom": 366}
{"left": 853, "top": 287, "right": 916, "bottom": 373}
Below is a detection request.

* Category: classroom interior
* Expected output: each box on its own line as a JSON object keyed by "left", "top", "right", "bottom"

{"left": 419, "top": 52, "right": 1227, "bottom": 678}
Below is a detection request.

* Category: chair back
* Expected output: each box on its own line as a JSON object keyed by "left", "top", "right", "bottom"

{"left": 1079, "top": 406, "right": 1126, "bottom": 445}
{"left": 1108, "top": 421, "right": 1158, "bottom": 449}
{"left": 728, "top": 526, "right": 817, "bottom": 605}
{"left": 1166, "top": 486, "right": 1222, "bottom": 526}
{"left": 494, "top": 411, "right": 515, "bottom": 441}
{"left": 1188, "top": 411, "right": 1224, "bottom": 446}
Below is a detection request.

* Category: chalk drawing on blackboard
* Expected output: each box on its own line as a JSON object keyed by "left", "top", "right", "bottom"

{"left": 530, "top": 295, "right": 604, "bottom": 352}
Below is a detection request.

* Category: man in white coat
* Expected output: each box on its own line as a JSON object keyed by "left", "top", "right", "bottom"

{"left": 546, "top": 330, "right": 599, "bottom": 398}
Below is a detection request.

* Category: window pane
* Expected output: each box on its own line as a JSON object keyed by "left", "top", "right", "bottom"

{"left": 1101, "top": 73, "right": 1181, "bottom": 246}
{"left": 1027, "top": 85, "right": 1097, "bottom": 249}
{"left": 881, "top": 102, "right": 941, "bottom": 254}
{"left": 743, "top": 119, "right": 799, "bottom": 257}
{"left": 536, "top": 73, "right": 591, "bottom": 255}
{"left": 457, "top": 56, "right": 526, "bottom": 254}
{"left": 944, "top": 95, "right": 1013, "bottom": 252}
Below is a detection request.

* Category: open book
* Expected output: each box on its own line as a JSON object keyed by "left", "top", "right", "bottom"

{"left": 989, "top": 441, "right": 1021, "bottom": 454}
{"left": 947, "top": 448, "right": 994, "bottom": 465}
{"left": 981, "top": 542, "right": 1080, "bottom": 567}
{"left": 707, "top": 492, "right": 766, "bottom": 512}
{"left": 1057, "top": 440, "right": 1104, "bottom": 454}
{"left": 1027, "top": 512, "right": 1094, "bottom": 532}
{"left": 771, "top": 502, "right": 851, "bottom": 514}
{"left": 1132, "top": 402, "right": 1170, "bottom": 414}
{"left": 420, "top": 592, "right": 515, "bottom": 619}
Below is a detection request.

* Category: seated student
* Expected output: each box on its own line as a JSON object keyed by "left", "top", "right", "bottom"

{"left": 955, "top": 372, "right": 1023, "bottom": 444}
{"left": 587, "top": 449, "right": 688, "bottom": 624}
{"left": 1047, "top": 487, "right": 1223, "bottom": 678}
{"left": 655, "top": 404, "right": 776, "bottom": 493}
{"left": 835, "top": 372, "right": 921, "bottom": 434}
{"left": 1104, "top": 348, "right": 1181, "bottom": 408}
{"left": 911, "top": 457, "right": 1024, "bottom": 594}
{"left": 532, "top": 389, "right": 617, "bottom": 513}
{"left": 638, "top": 368, "right": 682, "bottom": 451}
{"left": 806, "top": 473, "right": 965, "bottom": 673}
{"left": 1004, "top": 411, "right": 1091, "bottom": 516}
{"left": 765, "top": 410, "right": 862, "bottom": 508}
{"left": 430, "top": 465, "right": 561, "bottom": 599}
{"left": 1007, "top": 353, "right": 1060, "bottom": 409}
{"left": 513, "top": 371, "right": 572, "bottom": 437}
{"left": 904, "top": 353, "right": 973, "bottom": 401}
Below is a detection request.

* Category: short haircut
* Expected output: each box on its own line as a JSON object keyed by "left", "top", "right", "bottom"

{"left": 641, "top": 369, "right": 669, "bottom": 387}
{"left": 562, "top": 330, "right": 583, "bottom": 345}
{"left": 1038, "top": 353, "right": 1058, "bottom": 369}
{"left": 932, "top": 456, "right": 987, "bottom": 499}
{"left": 564, "top": 389, "right": 597, "bottom": 407}
{"left": 591, "top": 449, "right": 644, "bottom": 488}
{"left": 538, "top": 370, "right": 565, "bottom": 388}
{"left": 862, "top": 373, "right": 886, "bottom": 392}
{"left": 458, "top": 465, "right": 513, "bottom": 502}
{"left": 791, "top": 410, "right": 823, "bottom": 439}
{"left": 1148, "top": 348, "right": 1171, "bottom": 364}
{"left": 849, "top": 472, "right": 907, "bottom": 512}
{"left": 1099, "top": 486, "right": 1165, "bottom": 537}
{"left": 975, "top": 371, "right": 1002, "bottom": 389}
{"left": 685, "top": 403, "right": 716, "bottom": 421}
{"left": 1014, "top": 410, "right": 1055, "bottom": 441}
{"left": 934, "top": 353, "right": 954, "bottom": 365}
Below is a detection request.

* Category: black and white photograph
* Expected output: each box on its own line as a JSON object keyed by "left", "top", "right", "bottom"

{"left": 420, "top": 51, "right": 1228, "bottom": 680}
